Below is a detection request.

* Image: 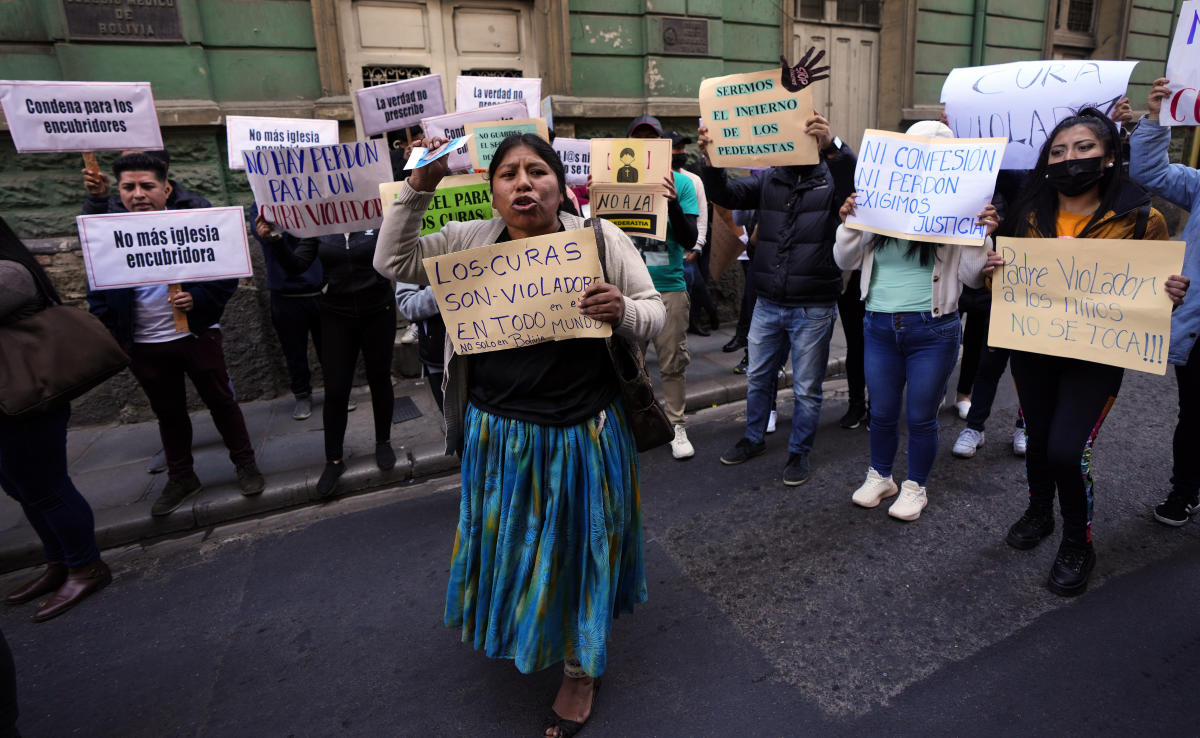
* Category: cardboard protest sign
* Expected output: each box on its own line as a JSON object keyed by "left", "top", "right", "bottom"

{"left": 698, "top": 68, "right": 819, "bottom": 168}
{"left": 552, "top": 137, "right": 590, "bottom": 186}
{"left": 422, "top": 227, "right": 611, "bottom": 355}
{"left": 589, "top": 138, "right": 671, "bottom": 186}
{"left": 243, "top": 140, "right": 392, "bottom": 238}
{"left": 225, "top": 115, "right": 340, "bottom": 170}
{"left": 589, "top": 184, "right": 669, "bottom": 241}
{"left": 846, "top": 129, "right": 1005, "bottom": 246}
{"left": 76, "top": 207, "right": 251, "bottom": 290}
{"left": 354, "top": 74, "right": 446, "bottom": 136}
{"left": 421, "top": 101, "right": 528, "bottom": 172}
{"left": 940, "top": 60, "right": 1138, "bottom": 170}
{"left": 0, "top": 80, "right": 162, "bottom": 153}
{"left": 464, "top": 118, "right": 549, "bottom": 170}
{"left": 380, "top": 173, "right": 493, "bottom": 235}
{"left": 1163, "top": 1, "right": 1200, "bottom": 127}
{"left": 988, "top": 237, "right": 1185, "bottom": 375}
{"left": 455, "top": 75, "right": 541, "bottom": 119}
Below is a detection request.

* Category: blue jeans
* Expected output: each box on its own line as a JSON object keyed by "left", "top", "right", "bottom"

{"left": 0, "top": 404, "right": 100, "bottom": 567}
{"left": 745, "top": 299, "right": 837, "bottom": 454}
{"left": 863, "top": 311, "right": 962, "bottom": 485}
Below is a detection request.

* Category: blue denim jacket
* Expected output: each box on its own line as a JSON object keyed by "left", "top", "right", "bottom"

{"left": 1129, "top": 115, "right": 1200, "bottom": 365}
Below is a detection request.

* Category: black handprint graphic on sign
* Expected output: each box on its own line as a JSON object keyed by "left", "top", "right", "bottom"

{"left": 779, "top": 47, "right": 830, "bottom": 92}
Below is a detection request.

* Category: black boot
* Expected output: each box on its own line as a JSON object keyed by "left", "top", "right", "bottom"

{"left": 1047, "top": 539, "right": 1095, "bottom": 597}
{"left": 1005, "top": 507, "right": 1055, "bottom": 550}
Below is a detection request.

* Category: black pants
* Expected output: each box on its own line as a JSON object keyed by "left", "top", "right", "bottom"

{"left": 1172, "top": 340, "right": 1200, "bottom": 498}
{"left": 837, "top": 272, "right": 866, "bottom": 405}
{"left": 321, "top": 304, "right": 396, "bottom": 462}
{"left": 269, "top": 292, "right": 322, "bottom": 398}
{"left": 963, "top": 315, "right": 1023, "bottom": 432}
{"left": 1010, "top": 352, "right": 1123, "bottom": 544}
{"left": 735, "top": 260, "right": 756, "bottom": 343}
{"left": 956, "top": 291, "right": 990, "bottom": 396}
{"left": 0, "top": 628, "right": 17, "bottom": 738}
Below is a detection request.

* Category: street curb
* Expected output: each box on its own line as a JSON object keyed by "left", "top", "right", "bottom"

{"left": 0, "top": 356, "right": 845, "bottom": 572}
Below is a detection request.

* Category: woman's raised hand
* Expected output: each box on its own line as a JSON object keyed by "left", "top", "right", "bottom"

{"left": 407, "top": 137, "right": 450, "bottom": 192}
{"left": 838, "top": 193, "right": 857, "bottom": 223}
{"left": 982, "top": 249, "right": 1006, "bottom": 277}
{"left": 977, "top": 204, "right": 999, "bottom": 236}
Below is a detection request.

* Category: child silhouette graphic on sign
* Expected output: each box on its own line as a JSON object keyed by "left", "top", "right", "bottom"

{"left": 616, "top": 148, "right": 639, "bottom": 183}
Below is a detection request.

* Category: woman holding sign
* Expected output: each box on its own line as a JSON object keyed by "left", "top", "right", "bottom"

{"left": 995, "top": 108, "right": 1188, "bottom": 596}
{"left": 835, "top": 121, "right": 1002, "bottom": 523}
{"left": 374, "top": 133, "right": 664, "bottom": 737}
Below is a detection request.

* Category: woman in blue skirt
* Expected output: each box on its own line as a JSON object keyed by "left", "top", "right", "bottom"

{"left": 375, "top": 134, "right": 665, "bottom": 737}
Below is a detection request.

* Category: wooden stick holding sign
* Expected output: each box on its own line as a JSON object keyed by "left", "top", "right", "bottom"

{"left": 167, "top": 283, "right": 189, "bottom": 332}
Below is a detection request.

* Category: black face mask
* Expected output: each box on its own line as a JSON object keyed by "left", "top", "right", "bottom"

{"left": 672, "top": 153, "right": 688, "bottom": 170}
{"left": 1045, "top": 157, "right": 1107, "bottom": 197}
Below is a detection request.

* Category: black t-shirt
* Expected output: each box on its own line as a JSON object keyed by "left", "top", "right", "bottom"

{"left": 467, "top": 227, "right": 619, "bottom": 426}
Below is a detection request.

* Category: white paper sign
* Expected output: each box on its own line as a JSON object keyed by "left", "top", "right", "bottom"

{"left": 76, "top": 207, "right": 251, "bottom": 290}
{"left": 0, "top": 80, "right": 162, "bottom": 153}
{"left": 243, "top": 140, "right": 392, "bottom": 238}
{"left": 1164, "top": 1, "right": 1200, "bottom": 127}
{"left": 552, "top": 137, "right": 591, "bottom": 186}
{"left": 455, "top": 76, "right": 541, "bottom": 118}
{"left": 847, "top": 130, "right": 1006, "bottom": 246}
{"left": 940, "top": 60, "right": 1138, "bottom": 169}
{"left": 354, "top": 74, "right": 446, "bottom": 137}
{"left": 225, "top": 115, "right": 340, "bottom": 170}
{"left": 421, "top": 101, "right": 527, "bottom": 172}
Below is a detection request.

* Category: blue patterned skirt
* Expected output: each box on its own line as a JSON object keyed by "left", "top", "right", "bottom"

{"left": 445, "top": 399, "right": 646, "bottom": 677}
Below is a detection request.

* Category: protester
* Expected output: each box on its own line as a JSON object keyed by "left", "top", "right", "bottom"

{"left": 953, "top": 285, "right": 990, "bottom": 418}
{"left": 836, "top": 270, "right": 868, "bottom": 429}
{"left": 249, "top": 205, "right": 324, "bottom": 421}
{"left": 997, "top": 107, "right": 1188, "bottom": 596}
{"left": 87, "top": 153, "right": 264, "bottom": 516}
{"left": 395, "top": 282, "right": 446, "bottom": 413}
{"left": 627, "top": 115, "right": 700, "bottom": 460}
{"left": 670, "top": 131, "right": 718, "bottom": 336}
{"left": 724, "top": 208, "right": 757, "bottom": 368}
{"left": 950, "top": 343, "right": 1026, "bottom": 459}
{"left": 1, "top": 218, "right": 111, "bottom": 621}
{"left": 701, "top": 112, "right": 855, "bottom": 486}
{"left": 373, "top": 132, "right": 664, "bottom": 738}
{"left": 835, "top": 121, "right": 1000, "bottom": 520}
{"left": 1129, "top": 77, "right": 1200, "bottom": 527}
{"left": 258, "top": 220, "right": 396, "bottom": 498}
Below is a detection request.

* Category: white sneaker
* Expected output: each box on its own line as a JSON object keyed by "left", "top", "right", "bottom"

{"left": 766, "top": 410, "right": 777, "bottom": 434}
{"left": 1012, "top": 427, "right": 1027, "bottom": 456}
{"left": 955, "top": 399, "right": 972, "bottom": 419}
{"left": 888, "top": 480, "right": 927, "bottom": 521}
{"left": 399, "top": 323, "right": 419, "bottom": 344}
{"left": 851, "top": 467, "right": 898, "bottom": 508}
{"left": 952, "top": 428, "right": 985, "bottom": 458}
{"left": 670, "top": 424, "right": 694, "bottom": 460}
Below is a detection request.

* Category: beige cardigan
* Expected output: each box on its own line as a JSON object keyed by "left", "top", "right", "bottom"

{"left": 374, "top": 180, "right": 666, "bottom": 453}
{"left": 833, "top": 225, "right": 989, "bottom": 317}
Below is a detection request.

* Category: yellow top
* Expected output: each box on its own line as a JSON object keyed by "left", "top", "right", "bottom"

{"left": 1056, "top": 210, "right": 1091, "bottom": 238}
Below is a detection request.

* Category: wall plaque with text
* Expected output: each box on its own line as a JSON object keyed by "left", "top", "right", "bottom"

{"left": 62, "top": 0, "right": 183, "bottom": 43}
{"left": 661, "top": 17, "right": 708, "bottom": 56}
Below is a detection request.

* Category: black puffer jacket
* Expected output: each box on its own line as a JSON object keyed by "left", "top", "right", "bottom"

{"left": 273, "top": 231, "right": 394, "bottom": 317}
{"left": 703, "top": 145, "right": 855, "bottom": 305}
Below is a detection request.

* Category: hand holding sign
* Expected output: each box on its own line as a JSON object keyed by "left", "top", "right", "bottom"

{"left": 406, "top": 137, "right": 451, "bottom": 191}
{"left": 779, "top": 47, "right": 830, "bottom": 92}
{"left": 578, "top": 281, "right": 625, "bottom": 325}
{"left": 1166, "top": 274, "right": 1191, "bottom": 305}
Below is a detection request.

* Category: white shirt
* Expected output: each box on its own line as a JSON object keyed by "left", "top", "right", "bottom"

{"left": 132, "top": 284, "right": 189, "bottom": 344}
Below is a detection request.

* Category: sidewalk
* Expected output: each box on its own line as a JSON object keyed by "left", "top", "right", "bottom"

{"left": 0, "top": 321, "right": 847, "bottom": 572}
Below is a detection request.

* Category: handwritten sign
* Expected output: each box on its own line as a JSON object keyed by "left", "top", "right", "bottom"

{"left": 589, "top": 184, "right": 669, "bottom": 241}
{"left": 698, "top": 68, "right": 818, "bottom": 168}
{"left": 244, "top": 140, "right": 392, "bottom": 238}
{"left": 455, "top": 75, "right": 541, "bottom": 119}
{"left": 464, "top": 117, "right": 550, "bottom": 170}
{"left": 1164, "top": 1, "right": 1200, "bottom": 127}
{"left": 940, "top": 60, "right": 1138, "bottom": 170}
{"left": 76, "top": 206, "right": 252, "bottom": 290}
{"left": 225, "top": 115, "right": 340, "bottom": 170}
{"left": 0, "top": 80, "right": 162, "bottom": 153}
{"left": 422, "top": 227, "right": 611, "bottom": 355}
{"left": 354, "top": 74, "right": 446, "bottom": 136}
{"left": 988, "top": 237, "right": 1185, "bottom": 375}
{"left": 380, "top": 173, "right": 493, "bottom": 235}
{"left": 421, "top": 101, "right": 527, "bottom": 172}
{"left": 589, "top": 138, "right": 671, "bottom": 186}
{"left": 552, "top": 137, "right": 591, "bottom": 186}
{"left": 846, "top": 129, "right": 1005, "bottom": 246}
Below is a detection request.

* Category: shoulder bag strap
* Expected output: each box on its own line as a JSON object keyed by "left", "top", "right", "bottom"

{"left": 586, "top": 217, "right": 609, "bottom": 280}
{"left": 1133, "top": 204, "right": 1150, "bottom": 240}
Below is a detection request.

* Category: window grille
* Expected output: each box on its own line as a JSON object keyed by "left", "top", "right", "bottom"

{"left": 361, "top": 65, "right": 431, "bottom": 88}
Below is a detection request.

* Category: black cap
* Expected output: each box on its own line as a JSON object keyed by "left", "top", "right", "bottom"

{"left": 668, "top": 131, "right": 692, "bottom": 147}
{"left": 626, "top": 114, "right": 664, "bottom": 137}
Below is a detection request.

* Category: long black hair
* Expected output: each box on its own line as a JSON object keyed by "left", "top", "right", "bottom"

{"left": 0, "top": 216, "right": 60, "bottom": 305}
{"left": 486, "top": 134, "right": 576, "bottom": 214}
{"left": 999, "top": 107, "right": 1123, "bottom": 238}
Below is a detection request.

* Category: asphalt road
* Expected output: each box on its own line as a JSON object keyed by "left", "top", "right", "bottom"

{"left": 3, "top": 367, "right": 1198, "bottom": 737}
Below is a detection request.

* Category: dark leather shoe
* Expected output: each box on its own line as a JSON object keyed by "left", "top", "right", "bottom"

{"left": 32, "top": 560, "right": 111, "bottom": 622}
{"left": 687, "top": 323, "right": 710, "bottom": 337}
{"left": 1005, "top": 508, "right": 1055, "bottom": 550}
{"left": 1046, "top": 541, "right": 1095, "bottom": 597}
{"left": 722, "top": 336, "right": 747, "bottom": 353}
{"left": 5, "top": 562, "right": 67, "bottom": 605}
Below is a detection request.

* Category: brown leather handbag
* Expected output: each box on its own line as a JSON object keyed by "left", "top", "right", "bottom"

{"left": 0, "top": 292, "right": 129, "bottom": 417}
{"left": 587, "top": 218, "right": 675, "bottom": 453}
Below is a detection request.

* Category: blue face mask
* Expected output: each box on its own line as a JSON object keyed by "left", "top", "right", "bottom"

{"left": 1045, "top": 157, "right": 1107, "bottom": 197}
